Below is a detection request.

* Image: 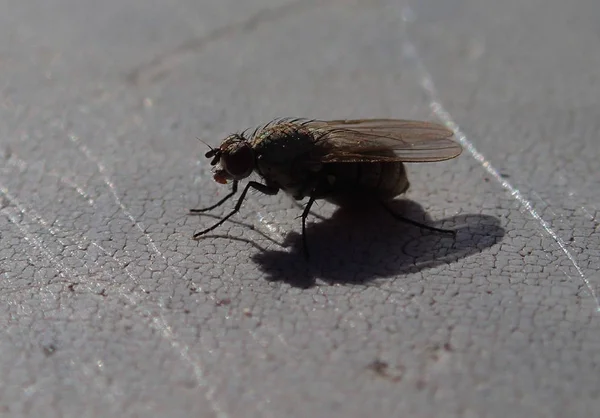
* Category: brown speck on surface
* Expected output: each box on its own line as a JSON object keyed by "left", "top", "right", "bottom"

{"left": 42, "top": 344, "right": 56, "bottom": 357}
{"left": 367, "top": 359, "right": 402, "bottom": 383}
{"left": 216, "top": 298, "right": 231, "bottom": 306}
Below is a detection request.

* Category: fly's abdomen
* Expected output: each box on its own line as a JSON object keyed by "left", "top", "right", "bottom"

{"left": 324, "top": 161, "right": 410, "bottom": 204}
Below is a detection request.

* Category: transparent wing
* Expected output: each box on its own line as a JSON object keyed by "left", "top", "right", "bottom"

{"left": 306, "top": 119, "right": 462, "bottom": 163}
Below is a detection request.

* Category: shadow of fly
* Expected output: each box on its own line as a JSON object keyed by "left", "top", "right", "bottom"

{"left": 190, "top": 118, "right": 463, "bottom": 259}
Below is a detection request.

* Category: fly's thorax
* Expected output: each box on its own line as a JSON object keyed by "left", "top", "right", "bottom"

{"left": 249, "top": 122, "right": 323, "bottom": 198}
{"left": 322, "top": 161, "right": 410, "bottom": 205}
{"left": 250, "top": 122, "right": 318, "bottom": 164}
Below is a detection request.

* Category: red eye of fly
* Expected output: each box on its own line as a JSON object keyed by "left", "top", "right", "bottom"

{"left": 221, "top": 144, "right": 254, "bottom": 178}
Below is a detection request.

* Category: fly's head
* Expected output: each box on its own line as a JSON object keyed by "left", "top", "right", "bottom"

{"left": 206, "top": 134, "right": 255, "bottom": 184}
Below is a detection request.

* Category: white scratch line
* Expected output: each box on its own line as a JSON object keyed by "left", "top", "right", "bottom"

{"left": 0, "top": 182, "right": 146, "bottom": 298}
{"left": 0, "top": 181, "right": 228, "bottom": 418}
{"left": 151, "top": 314, "right": 228, "bottom": 418}
{"left": 0, "top": 188, "right": 75, "bottom": 282}
{"left": 68, "top": 135, "right": 191, "bottom": 285}
{"left": 68, "top": 135, "right": 228, "bottom": 417}
{"left": 399, "top": 13, "right": 600, "bottom": 310}
{"left": 48, "top": 170, "right": 96, "bottom": 208}
{"left": 0, "top": 182, "right": 143, "bottom": 290}
{"left": 5, "top": 151, "right": 96, "bottom": 207}
{"left": 3, "top": 156, "right": 137, "bottom": 286}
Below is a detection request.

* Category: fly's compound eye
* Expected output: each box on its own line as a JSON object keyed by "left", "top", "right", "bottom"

{"left": 221, "top": 143, "right": 254, "bottom": 180}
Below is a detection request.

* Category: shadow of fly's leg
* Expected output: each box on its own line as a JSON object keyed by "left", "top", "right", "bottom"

{"left": 192, "top": 181, "right": 279, "bottom": 239}
{"left": 379, "top": 200, "right": 456, "bottom": 236}
{"left": 190, "top": 180, "right": 239, "bottom": 213}
{"left": 300, "top": 194, "right": 318, "bottom": 260}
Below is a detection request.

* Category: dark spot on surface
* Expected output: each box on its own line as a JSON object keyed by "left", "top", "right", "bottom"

{"left": 443, "top": 342, "right": 453, "bottom": 352}
{"left": 178, "top": 377, "right": 199, "bottom": 389}
{"left": 216, "top": 298, "right": 231, "bottom": 306}
{"left": 99, "top": 289, "right": 107, "bottom": 297}
{"left": 368, "top": 359, "right": 388, "bottom": 374}
{"left": 500, "top": 173, "right": 510, "bottom": 178}
{"left": 42, "top": 344, "right": 57, "bottom": 357}
{"left": 68, "top": 283, "right": 76, "bottom": 292}
{"left": 367, "top": 359, "right": 402, "bottom": 382}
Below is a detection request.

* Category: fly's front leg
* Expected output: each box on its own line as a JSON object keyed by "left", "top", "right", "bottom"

{"left": 192, "top": 181, "right": 279, "bottom": 239}
{"left": 189, "top": 180, "right": 239, "bottom": 213}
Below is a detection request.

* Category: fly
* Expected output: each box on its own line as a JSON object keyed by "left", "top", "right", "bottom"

{"left": 190, "top": 118, "right": 463, "bottom": 259}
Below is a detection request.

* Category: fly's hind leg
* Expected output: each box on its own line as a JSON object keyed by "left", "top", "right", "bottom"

{"left": 379, "top": 200, "right": 456, "bottom": 236}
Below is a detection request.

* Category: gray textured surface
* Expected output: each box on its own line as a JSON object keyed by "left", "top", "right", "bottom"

{"left": 1, "top": 0, "right": 599, "bottom": 416}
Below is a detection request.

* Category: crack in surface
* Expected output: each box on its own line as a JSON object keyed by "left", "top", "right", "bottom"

{"left": 126, "top": 0, "right": 320, "bottom": 86}
{"left": 0, "top": 146, "right": 230, "bottom": 417}
{"left": 62, "top": 127, "right": 299, "bottom": 417}
{"left": 65, "top": 134, "right": 230, "bottom": 418}
{"left": 0, "top": 186, "right": 77, "bottom": 285}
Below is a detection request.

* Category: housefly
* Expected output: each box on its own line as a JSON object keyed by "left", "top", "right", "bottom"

{"left": 190, "top": 118, "right": 462, "bottom": 259}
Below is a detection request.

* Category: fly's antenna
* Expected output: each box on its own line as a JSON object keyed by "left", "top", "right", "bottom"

{"left": 197, "top": 137, "right": 220, "bottom": 160}
{"left": 196, "top": 137, "right": 215, "bottom": 152}
{"left": 197, "top": 137, "right": 221, "bottom": 163}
